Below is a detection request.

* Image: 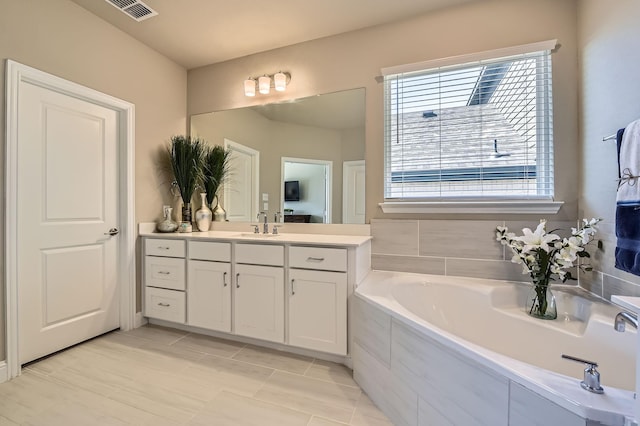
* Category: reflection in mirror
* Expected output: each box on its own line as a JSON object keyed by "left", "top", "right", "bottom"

{"left": 190, "top": 88, "right": 365, "bottom": 224}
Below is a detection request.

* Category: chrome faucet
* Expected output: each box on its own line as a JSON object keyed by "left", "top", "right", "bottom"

{"left": 614, "top": 311, "right": 638, "bottom": 332}
{"left": 257, "top": 211, "right": 268, "bottom": 234}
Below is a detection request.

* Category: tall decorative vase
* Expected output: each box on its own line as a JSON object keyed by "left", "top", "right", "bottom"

{"left": 195, "top": 193, "right": 213, "bottom": 232}
{"left": 211, "top": 195, "right": 227, "bottom": 222}
{"left": 526, "top": 284, "right": 557, "bottom": 320}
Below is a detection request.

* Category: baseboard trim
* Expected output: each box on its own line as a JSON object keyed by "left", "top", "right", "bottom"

{"left": 0, "top": 361, "right": 8, "bottom": 384}
{"left": 134, "top": 312, "right": 147, "bottom": 328}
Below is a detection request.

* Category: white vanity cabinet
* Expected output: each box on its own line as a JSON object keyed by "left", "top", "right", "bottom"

{"left": 144, "top": 238, "right": 186, "bottom": 323}
{"left": 234, "top": 244, "right": 285, "bottom": 343}
{"left": 187, "top": 241, "right": 231, "bottom": 332}
{"left": 288, "top": 246, "right": 348, "bottom": 355}
{"left": 141, "top": 228, "right": 371, "bottom": 361}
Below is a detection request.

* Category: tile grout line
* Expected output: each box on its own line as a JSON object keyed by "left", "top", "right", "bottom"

{"left": 302, "top": 358, "right": 317, "bottom": 377}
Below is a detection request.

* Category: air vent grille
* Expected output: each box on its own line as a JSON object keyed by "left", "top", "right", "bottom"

{"left": 105, "top": 0, "right": 158, "bottom": 22}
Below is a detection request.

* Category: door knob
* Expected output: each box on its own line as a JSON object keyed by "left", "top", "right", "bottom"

{"left": 104, "top": 228, "right": 119, "bottom": 236}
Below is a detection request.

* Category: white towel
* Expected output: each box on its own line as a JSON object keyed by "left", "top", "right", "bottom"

{"left": 617, "top": 118, "right": 640, "bottom": 205}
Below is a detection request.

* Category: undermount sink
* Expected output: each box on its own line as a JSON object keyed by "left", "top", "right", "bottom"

{"left": 238, "top": 233, "right": 281, "bottom": 238}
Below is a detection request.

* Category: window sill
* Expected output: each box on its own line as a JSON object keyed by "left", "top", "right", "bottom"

{"left": 379, "top": 200, "right": 564, "bottom": 214}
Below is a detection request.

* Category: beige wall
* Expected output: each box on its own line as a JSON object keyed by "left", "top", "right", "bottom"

{"left": 577, "top": 0, "right": 640, "bottom": 297}
{"left": 189, "top": 0, "right": 580, "bottom": 223}
{"left": 0, "top": 0, "right": 187, "bottom": 360}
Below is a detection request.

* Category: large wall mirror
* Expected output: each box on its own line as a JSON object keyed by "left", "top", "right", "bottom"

{"left": 190, "top": 88, "right": 365, "bottom": 224}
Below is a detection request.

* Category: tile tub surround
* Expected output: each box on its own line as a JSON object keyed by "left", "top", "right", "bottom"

{"left": 371, "top": 218, "right": 585, "bottom": 283}
{"left": 2, "top": 325, "right": 391, "bottom": 425}
{"left": 352, "top": 271, "right": 636, "bottom": 425}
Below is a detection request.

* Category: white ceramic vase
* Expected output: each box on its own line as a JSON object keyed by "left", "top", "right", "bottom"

{"left": 195, "top": 193, "right": 213, "bottom": 231}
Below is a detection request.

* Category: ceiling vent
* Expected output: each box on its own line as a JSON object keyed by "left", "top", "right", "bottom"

{"left": 105, "top": 0, "right": 158, "bottom": 22}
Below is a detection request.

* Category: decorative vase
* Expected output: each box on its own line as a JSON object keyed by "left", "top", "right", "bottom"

{"left": 156, "top": 205, "right": 178, "bottom": 233}
{"left": 211, "top": 195, "right": 227, "bottom": 222}
{"left": 526, "top": 284, "right": 557, "bottom": 320}
{"left": 181, "top": 202, "right": 192, "bottom": 223}
{"left": 195, "top": 193, "right": 213, "bottom": 232}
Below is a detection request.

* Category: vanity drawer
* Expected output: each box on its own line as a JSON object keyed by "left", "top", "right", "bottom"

{"left": 289, "top": 246, "right": 347, "bottom": 272}
{"left": 235, "top": 243, "right": 284, "bottom": 266}
{"left": 189, "top": 241, "right": 231, "bottom": 262}
{"left": 145, "top": 238, "right": 186, "bottom": 258}
{"left": 145, "top": 287, "right": 185, "bottom": 323}
{"left": 145, "top": 256, "right": 186, "bottom": 290}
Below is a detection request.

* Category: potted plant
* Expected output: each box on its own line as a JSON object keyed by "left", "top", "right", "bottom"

{"left": 203, "top": 145, "right": 231, "bottom": 221}
{"left": 166, "top": 135, "right": 206, "bottom": 225}
{"left": 496, "top": 218, "right": 601, "bottom": 320}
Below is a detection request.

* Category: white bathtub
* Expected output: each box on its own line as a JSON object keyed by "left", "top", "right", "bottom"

{"left": 352, "top": 270, "right": 637, "bottom": 425}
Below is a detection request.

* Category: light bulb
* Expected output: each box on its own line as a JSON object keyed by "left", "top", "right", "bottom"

{"left": 244, "top": 78, "right": 256, "bottom": 97}
{"left": 258, "top": 75, "right": 271, "bottom": 95}
{"left": 274, "top": 72, "right": 287, "bottom": 92}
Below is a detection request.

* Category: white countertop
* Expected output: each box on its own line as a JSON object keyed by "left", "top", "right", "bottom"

{"left": 139, "top": 226, "right": 371, "bottom": 247}
{"left": 612, "top": 296, "right": 640, "bottom": 314}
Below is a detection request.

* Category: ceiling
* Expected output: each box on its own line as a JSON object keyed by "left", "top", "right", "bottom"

{"left": 71, "top": 0, "right": 482, "bottom": 69}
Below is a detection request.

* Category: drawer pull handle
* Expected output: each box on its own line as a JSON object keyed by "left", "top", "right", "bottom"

{"left": 158, "top": 246, "right": 170, "bottom": 250}
{"left": 307, "top": 257, "right": 325, "bottom": 262}
{"left": 157, "top": 271, "right": 171, "bottom": 275}
{"left": 236, "top": 273, "right": 240, "bottom": 289}
{"left": 223, "top": 272, "right": 228, "bottom": 287}
{"left": 291, "top": 279, "right": 295, "bottom": 296}
{"left": 158, "top": 302, "right": 171, "bottom": 307}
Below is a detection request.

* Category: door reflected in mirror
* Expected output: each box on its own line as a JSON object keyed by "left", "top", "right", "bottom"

{"left": 190, "top": 88, "right": 365, "bottom": 224}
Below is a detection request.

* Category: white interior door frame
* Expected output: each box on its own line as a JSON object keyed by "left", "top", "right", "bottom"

{"left": 4, "top": 60, "right": 136, "bottom": 380}
{"left": 280, "top": 157, "right": 332, "bottom": 223}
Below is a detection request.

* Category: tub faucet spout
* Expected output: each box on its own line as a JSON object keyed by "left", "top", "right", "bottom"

{"left": 614, "top": 311, "right": 638, "bottom": 332}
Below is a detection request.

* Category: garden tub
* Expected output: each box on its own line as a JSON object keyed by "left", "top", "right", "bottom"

{"left": 352, "top": 270, "right": 636, "bottom": 425}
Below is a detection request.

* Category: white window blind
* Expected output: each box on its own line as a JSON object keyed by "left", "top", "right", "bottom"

{"left": 383, "top": 44, "right": 554, "bottom": 201}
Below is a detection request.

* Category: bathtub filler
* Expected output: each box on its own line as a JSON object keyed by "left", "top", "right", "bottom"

{"left": 615, "top": 311, "right": 639, "bottom": 332}
{"left": 353, "top": 270, "right": 635, "bottom": 425}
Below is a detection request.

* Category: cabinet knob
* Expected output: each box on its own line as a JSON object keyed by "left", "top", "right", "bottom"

{"left": 236, "top": 273, "right": 240, "bottom": 288}
{"left": 291, "top": 279, "right": 295, "bottom": 296}
{"left": 158, "top": 302, "right": 170, "bottom": 307}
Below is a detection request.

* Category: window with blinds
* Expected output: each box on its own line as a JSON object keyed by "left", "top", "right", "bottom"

{"left": 383, "top": 46, "right": 554, "bottom": 201}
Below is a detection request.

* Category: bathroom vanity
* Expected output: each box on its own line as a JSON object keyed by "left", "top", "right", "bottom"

{"left": 140, "top": 227, "right": 371, "bottom": 358}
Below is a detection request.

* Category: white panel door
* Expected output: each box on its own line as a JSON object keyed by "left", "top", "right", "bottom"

{"left": 224, "top": 139, "right": 259, "bottom": 222}
{"left": 18, "top": 81, "right": 120, "bottom": 364}
{"left": 288, "top": 269, "right": 347, "bottom": 355}
{"left": 187, "top": 260, "right": 231, "bottom": 332}
{"left": 343, "top": 160, "right": 366, "bottom": 224}
{"left": 234, "top": 264, "right": 284, "bottom": 343}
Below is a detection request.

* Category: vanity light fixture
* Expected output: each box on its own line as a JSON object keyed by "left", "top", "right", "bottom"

{"left": 243, "top": 72, "right": 291, "bottom": 97}
{"left": 244, "top": 78, "right": 256, "bottom": 97}
{"left": 258, "top": 75, "right": 271, "bottom": 95}
{"left": 274, "top": 71, "right": 287, "bottom": 92}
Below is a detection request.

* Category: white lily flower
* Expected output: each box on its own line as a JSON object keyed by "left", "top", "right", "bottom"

{"left": 514, "top": 221, "right": 559, "bottom": 253}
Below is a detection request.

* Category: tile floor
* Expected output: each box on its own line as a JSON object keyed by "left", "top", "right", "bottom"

{"left": 0, "top": 325, "right": 392, "bottom": 425}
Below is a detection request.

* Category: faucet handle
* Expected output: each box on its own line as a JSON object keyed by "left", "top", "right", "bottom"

{"left": 250, "top": 224, "right": 260, "bottom": 234}
{"left": 272, "top": 225, "right": 281, "bottom": 235}
{"left": 561, "top": 354, "right": 604, "bottom": 394}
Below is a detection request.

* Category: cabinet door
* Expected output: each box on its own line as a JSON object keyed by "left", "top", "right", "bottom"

{"left": 288, "top": 269, "right": 347, "bottom": 355}
{"left": 188, "top": 260, "right": 231, "bottom": 332}
{"left": 234, "top": 264, "right": 284, "bottom": 343}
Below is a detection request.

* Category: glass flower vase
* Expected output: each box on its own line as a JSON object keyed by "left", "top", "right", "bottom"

{"left": 526, "top": 284, "right": 557, "bottom": 320}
